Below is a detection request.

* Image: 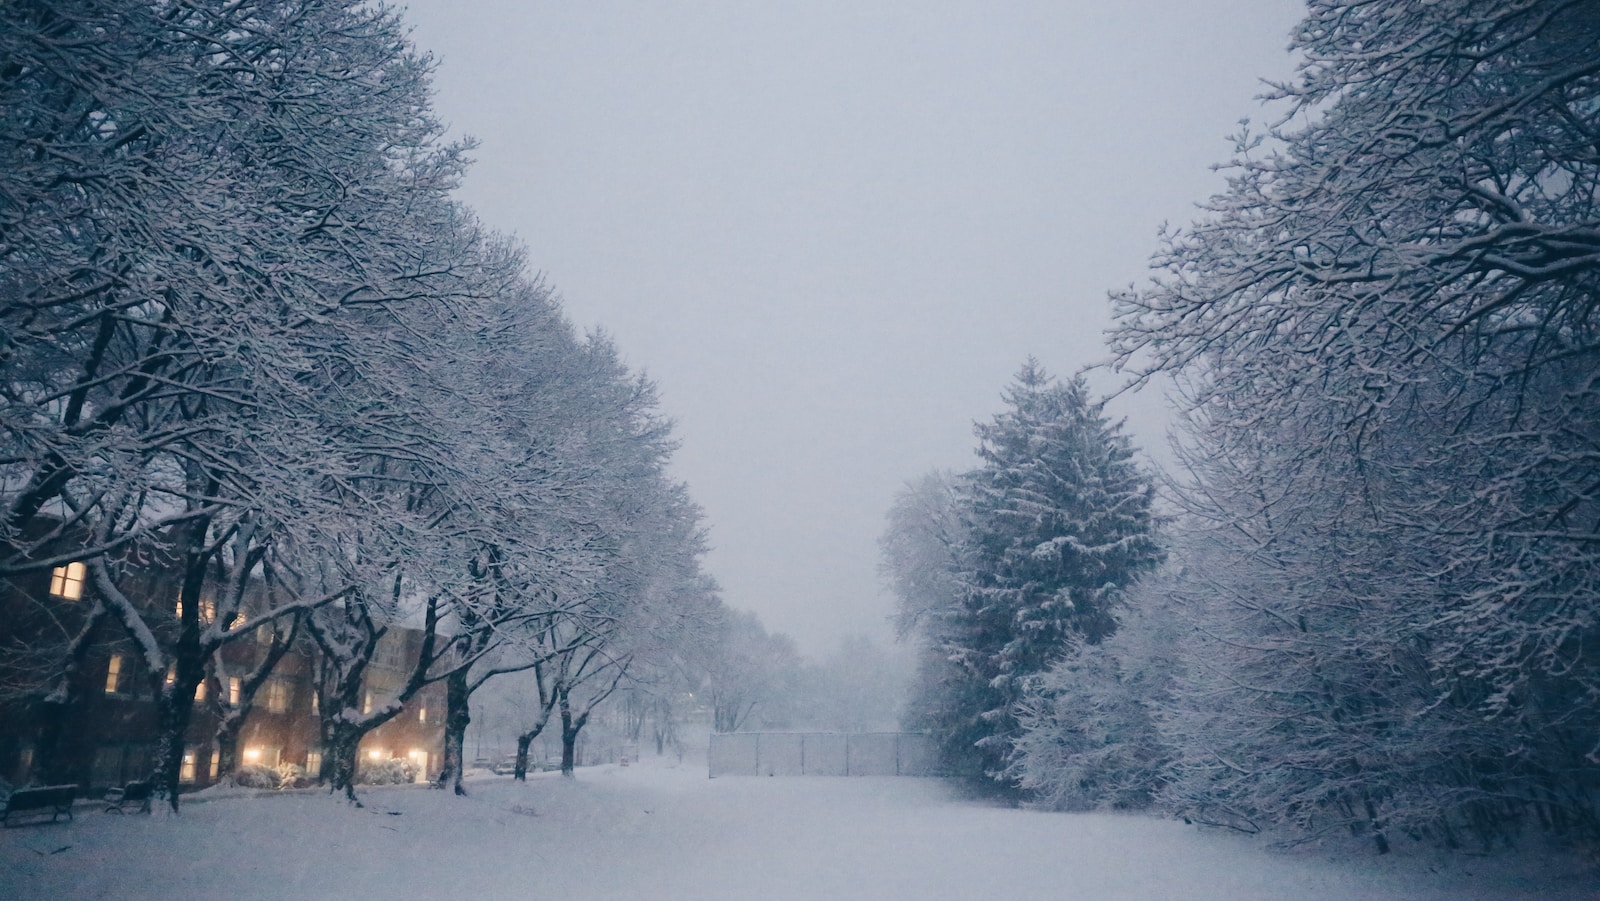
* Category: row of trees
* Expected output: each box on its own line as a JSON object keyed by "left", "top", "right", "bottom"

{"left": 471, "top": 618, "right": 910, "bottom": 769}
{"left": 886, "top": 0, "right": 1600, "bottom": 853}
{"left": 1, "top": 0, "right": 718, "bottom": 808}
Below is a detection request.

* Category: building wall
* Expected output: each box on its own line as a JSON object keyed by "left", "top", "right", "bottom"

{"left": 0, "top": 542, "right": 445, "bottom": 792}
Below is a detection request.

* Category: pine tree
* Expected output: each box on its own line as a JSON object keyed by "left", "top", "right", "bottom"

{"left": 921, "top": 361, "right": 1163, "bottom": 784}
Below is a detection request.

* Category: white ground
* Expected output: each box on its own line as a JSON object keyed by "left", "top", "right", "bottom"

{"left": 3, "top": 753, "right": 1595, "bottom": 900}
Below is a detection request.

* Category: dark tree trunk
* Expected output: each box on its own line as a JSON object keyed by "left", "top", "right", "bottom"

{"left": 151, "top": 514, "right": 215, "bottom": 811}
{"left": 214, "top": 722, "right": 241, "bottom": 781}
{"left": 435, "top": 669, "right": 470, "bottom": 795}
{"left": 152, "top": 671, "right": 203, "bottom": 811}
{"left": 559, "top": 688, "right": 577, "bottom": 777}
{"left": 326, "top": 720, "right": 364, "bottom": 803}
{"left": 513, "top": 733, "right": 534, "bottom": 781}
{"left": 1365, "top": 798, "right": 1391, "bottom": 855}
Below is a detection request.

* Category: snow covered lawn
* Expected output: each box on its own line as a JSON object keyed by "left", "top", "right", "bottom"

{"left": 2, "top": 756, "right": 1593, "bottom": 900}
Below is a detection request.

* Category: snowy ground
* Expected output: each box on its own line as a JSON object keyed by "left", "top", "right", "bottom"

{"left": 2, "top": 753, "right": 1595, "bottom": 900}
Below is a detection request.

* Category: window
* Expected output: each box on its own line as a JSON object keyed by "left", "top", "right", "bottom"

{"left": 311, "top": 691, "right": 319, "bottom": 715}
{"left": 49, "top": 562, "right": 86, "bottom": 600}
{"left": 418, "top": 704, "right": 427, "bottom": 725}
{"left": 305, "top": 750, "right": 322, "bottom": 777}
{"left": 256, "top": 625, "right": 274, "bottom": 646}
{"left": 179, "top": 748, "right": 196, "bottom": 783}
{"left": 362, "top": 691, "right": 372, "bottom": 715}
{"left": 195, "top": 678, "right": 207, "bottom": 702}
{"left": 209, "top": 743, "right": 220, "bottom": 781}
{"left": 227, "top": 677, "right": 241, "bottom": 707}
{"left": 265, "top": 679, "right": 289, "bottom": 714}
{"left": 104, "top": 654, "right": 124, "bottom": 694}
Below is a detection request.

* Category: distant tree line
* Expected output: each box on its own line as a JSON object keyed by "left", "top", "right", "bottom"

{"left": 885, "top": 0, "right": 1600, "bottom": 853}
{"left": 0, "top": 0, "right": 723, "bottom": 809}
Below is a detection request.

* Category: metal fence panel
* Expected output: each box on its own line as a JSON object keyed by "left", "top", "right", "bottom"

{"left": 709, "top": 732, "right": 937, "bottom": 777}
{"left": 804, "top": 733, "right": 848, "bottom": 776}
{"left": 708, "top": 732, "right": 758, "bottom": 776}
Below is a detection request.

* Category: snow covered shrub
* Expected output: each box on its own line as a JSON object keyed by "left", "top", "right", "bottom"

{"left": 1010, "top": 584, "right": 1177, "bottom": 811}
{"left": 358, "top": 758, "right": 419, "bottom": 785}
{"left": 233, "top": 764, "right": 281, "bottom": 790}
{"left": 276, "top": 763, "right": 311, "bottom": 789}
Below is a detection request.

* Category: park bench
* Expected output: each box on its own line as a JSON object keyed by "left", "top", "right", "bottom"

{"left": 0, "top": 784, "right": 78, "bottom": 827}
{"left": 104, "top": 780, "right": 153, "bottom": 814}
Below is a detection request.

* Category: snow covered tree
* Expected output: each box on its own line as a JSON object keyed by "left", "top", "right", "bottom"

{"left": 1008, "top": 560, "right": 1191, "bottom": 813}
{"left": 705, "top": 610, "right": 805, "bottom": 733}
{"left": 891, "top": 362, "right": 1163, "bottom": 785}
{"left": 0, "top": 0, "right": 495, "bottom": 807}
{"left": 1108, "top": 0, "right": 1600, "bottom": 847}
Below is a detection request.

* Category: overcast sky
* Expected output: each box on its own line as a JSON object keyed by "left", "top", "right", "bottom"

{"left": 398, "top": 1, "right": 1304, "bottom": 656}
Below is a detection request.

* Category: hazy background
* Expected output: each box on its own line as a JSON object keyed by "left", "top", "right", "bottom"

{"left": 397, "top": 1, "right": 1303, "bottom": 655}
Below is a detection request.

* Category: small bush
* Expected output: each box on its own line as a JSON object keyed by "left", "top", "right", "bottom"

{"left": 233, "top": 763, "right": 281, "bottom": 790}
{"left": 276, "top": 762, "right": 313, "bottom": 789}
{"left": 358, "top": 758, "right": 419, "bottom": 785}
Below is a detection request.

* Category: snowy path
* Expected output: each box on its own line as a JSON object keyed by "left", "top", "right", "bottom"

{"left": 2, "top": 757, "right": 1593, "bottom": 899}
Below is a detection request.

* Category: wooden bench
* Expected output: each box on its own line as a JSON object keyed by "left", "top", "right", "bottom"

{"left": 104, "top": 780, "right": 153, "bottom": 814}
{"left": 0, "top": 784, "right": 78, "bottom": 827}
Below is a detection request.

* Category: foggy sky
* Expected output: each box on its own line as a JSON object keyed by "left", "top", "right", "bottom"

{"left": 397, "top": 1, "right": 1304, "bottom": 656}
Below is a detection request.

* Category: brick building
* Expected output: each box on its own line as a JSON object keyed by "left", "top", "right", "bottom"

{"left": 0, "top": 540, "right": 445, "bottom": 793}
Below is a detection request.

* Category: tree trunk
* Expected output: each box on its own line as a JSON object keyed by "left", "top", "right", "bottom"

{"left": 326, "top": 720, "right": 363, "bottom": 804}
{"left": 214, "top": 722, "right": 241, "bottom": 781}
{"left": 513, "top": 733, "right": 534, "bottom": 781}
{"left": 559, "top": 688, "right": 577, "bottom": 777}
{"left": 435, "top": 669, "right": 470, "bottom": 795}
{"left": 151, "top": 516, "right": 214, "bottom": 811}
{"left": 1364, "top": 798, "right": 1391, "bottom": 855}
{"left": 152, "top": 679, "right": 199, "bottom": 811}
{"left": 151, "top": 635, "right": 207, "bottom": 810}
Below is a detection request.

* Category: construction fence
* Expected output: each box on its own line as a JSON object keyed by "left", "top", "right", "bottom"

{"left": 708, "top": 732, "right": 940, "bottom": 777}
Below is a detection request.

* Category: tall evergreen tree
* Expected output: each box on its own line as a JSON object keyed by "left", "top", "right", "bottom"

{"left": 902, "top": 361, "right": 1163, "bottom": 784}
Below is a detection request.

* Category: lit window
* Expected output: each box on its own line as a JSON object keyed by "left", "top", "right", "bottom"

{"left": 362, "top": 691, "right": 372, "bottom": 715}
{"left": 180, "top": 749, "right": 196, "bottom": 783}
{"left": 243, "top": 747, "right": 262, "bottom": 763}
{"left": 256, "top": 625, "right": 273, "bottom": 646}
{"left": 49, "top": 562, "right": 86, "bottom": 600}
{"left": 195, "top": 679, "right": 207, "bottom": 701}
{"left": 209, "top": 744, "right": 220, "bottom": 781}
{"left": 227, "top": 677, "right": 241, "bottom": 707}
{"left": 418, "top": 705, "right": 427, "bottom": 724}
{"left": 164, "top": 663, "right": 176, "bottom": 687}
{"left": 104, "top": 654, "right": 124, "bottom": 694}
{"left": 265, "top": 679, "right": 288, "bottom": 713}
{"left": 305, "top": 751, "right": 322, "bottom": 776}
{"left": 311, "top": 692, "right": 319, "bottom": 715}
